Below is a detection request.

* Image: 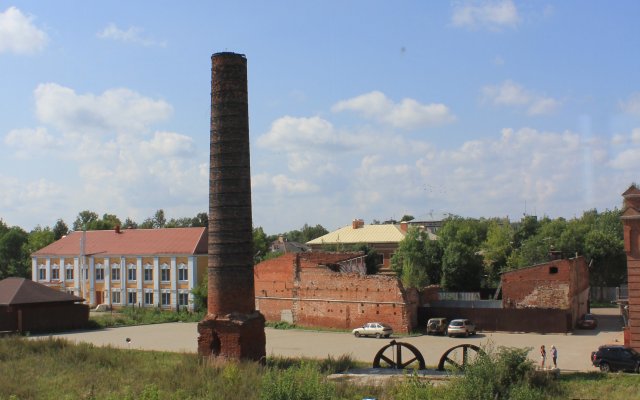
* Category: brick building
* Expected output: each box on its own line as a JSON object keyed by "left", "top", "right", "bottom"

{"left": 621, "top": 186, "right": 640, "bottom": 351}
{"left": 31, "top": 227, "right": 207, "bottom": 311}
{"left": 254, "top": 252, "right": 419, "bottom": 333}
{"left": 501, "top": 256, "right": 590, "bottom": 327}
{"left": 306, "top": 219, "right": 437, "bottom": 269}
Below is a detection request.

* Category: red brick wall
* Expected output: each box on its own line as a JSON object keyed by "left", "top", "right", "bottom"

{"left": 501, "top": 257, "right": 589, "bottom": 325}
{"left": 254, "top": 253, "right": 416, "bottom": 333}
{"left": 621, "top": 188, "right": 640, "bottom": 352}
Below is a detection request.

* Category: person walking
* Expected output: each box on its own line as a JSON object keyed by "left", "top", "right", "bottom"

{"left": 540, "top": 345, "right": 546, "bottom": 369}
{"left": 551, "top": 345, "right": 558, "bottom": 368}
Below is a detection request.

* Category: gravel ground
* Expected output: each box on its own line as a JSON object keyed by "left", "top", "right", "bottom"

{"left": 33, "top": 308, "right": 624, "bottom": 372}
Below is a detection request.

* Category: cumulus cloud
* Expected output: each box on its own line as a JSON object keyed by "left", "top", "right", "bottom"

{"left": 332, "top": 91, "right": 455, "bottom": 130}
{"left": 97, "top": 23, "right": 166, "bottom": 47}
{"left": 0, "top": 6, "right": 48, "bottom": 54}
{"left": 452, "top": 0, "right": 520, "bottom": 31}
{"left": 139, "top": 131, "right": 195, "bottom": 158}
{"left": 620, "top": 93, "right": 640, "bottom": 116}
{"left": 4, "top": 127, "right": 59, "bottom": 158}
{"left": 482, "top": 80, "right": 561, "bottom": 115}
{"left": 34, "top": 83, "right": 173, "bottom": 135}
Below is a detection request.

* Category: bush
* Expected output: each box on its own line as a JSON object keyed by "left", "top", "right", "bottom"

{"left": 260, "top": 362, "right": 336, "bottom": 400}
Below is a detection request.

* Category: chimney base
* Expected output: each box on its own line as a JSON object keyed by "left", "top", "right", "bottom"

{"left": 197, "top": 311, "right": 266, "bottom": 362}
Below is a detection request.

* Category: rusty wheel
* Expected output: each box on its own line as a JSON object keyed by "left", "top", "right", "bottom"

{"left": 372, "top": 340, "right": 426, "bottom": 370}
{"left": 437, "top": 344, "right": 484, "bottom": 371}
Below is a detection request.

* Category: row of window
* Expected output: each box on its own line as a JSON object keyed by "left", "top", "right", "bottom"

{"left": 39, "top": 263, "right": 189, "bottom": 282}
{"left": 110, "top": 290, "right": 189, "bottom": 306}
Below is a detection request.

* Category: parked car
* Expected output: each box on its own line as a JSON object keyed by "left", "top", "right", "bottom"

{"left": 577, "top": 313, "right": 598, "bottom": 329}
{"left": 591, "top": 345, "right": 640, "bottom": 372}
{"left": 447, "top": 319, "right": 476, "bottom": 337}
{"left": 352, "top": 322, "right": 393, "bottom": 338}
{"left": 426, "top": 318, "right": 448, "bottom": 335}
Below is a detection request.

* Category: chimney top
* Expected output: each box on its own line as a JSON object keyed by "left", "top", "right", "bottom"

{"left": 115, "top": 225, "right": 121, "bottom": 234}
{"left": 352, "top": 219, "right": 365, "bottom": 229}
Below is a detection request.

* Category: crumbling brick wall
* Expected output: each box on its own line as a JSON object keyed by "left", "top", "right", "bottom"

{"left": 255, "top": 253, "right": 416, "bottom": 333}
{"left": 501, "top": 257, "right": 589, "bottom": 325}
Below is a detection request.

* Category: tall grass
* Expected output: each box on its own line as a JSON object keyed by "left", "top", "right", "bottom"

{"left": 2, "top": 337, "right": 638, "bottom": 399}
{"left": 89, "top": 307, "right": 205, "bottom": 328}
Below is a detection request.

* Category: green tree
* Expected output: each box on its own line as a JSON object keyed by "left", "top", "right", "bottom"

{"left": 480, "top": 220, "right": 513, "bottom": 285}
{"left": 400, "top": 215, "right": 415, "bottom": 222}
{"left": 25, "top": 226, "right": 55, "bottom": 255}
{"left": 122, "top": 217, "right": 138, "bottom": 229}
{"left": 441, "top": 241, "right": 483, "bottom": 291}
{"left": 0, "top": 226, "right": 30, "bottom": 278}
{"left": 73, "top": 210, "right": 99, "bottom": 231}
{"left": 390, "top": 227, "right": 430, "bottom": 288}
{"left": 52, "top": 219, "right": 69, "bottom": 240}
{"left": 253, "top": 227, "right": 270, "bottom": 263}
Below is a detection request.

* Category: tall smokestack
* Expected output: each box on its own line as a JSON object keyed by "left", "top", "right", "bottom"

{"left": 198, "top": 52, "right": 265, "bottom": 361}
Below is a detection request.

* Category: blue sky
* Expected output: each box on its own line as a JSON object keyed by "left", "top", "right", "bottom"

{"left": 1, "top": 1, "right": 640, "bottom": 234}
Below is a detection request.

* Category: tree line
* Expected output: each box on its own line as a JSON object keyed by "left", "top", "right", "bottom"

{"left": 391, "top": 209, "right": 626, "bottom": 291}
{"left": 0, "top": 209, "right": 329, "bottom": 280}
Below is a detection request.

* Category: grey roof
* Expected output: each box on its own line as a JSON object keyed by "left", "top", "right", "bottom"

{"left": 0, "top": 277, "right": 84, "bottom": 306}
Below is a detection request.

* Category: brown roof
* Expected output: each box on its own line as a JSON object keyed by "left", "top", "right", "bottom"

{"left": 0, "top": 277, "right": 84, "bottom": 305}
{"left": 32, "top": 227, "right": 207, "bottom": 257}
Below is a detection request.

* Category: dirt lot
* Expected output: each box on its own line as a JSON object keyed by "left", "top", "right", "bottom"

{"left": 35, "top": 308, "right": 624, "bottom": 372}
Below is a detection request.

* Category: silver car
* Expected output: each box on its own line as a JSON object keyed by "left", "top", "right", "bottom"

{"left": 352, "top": 322, "right": 393, "bottom": 338}
{"left": 447, "top": 319, "right": 476, "bottom": 337}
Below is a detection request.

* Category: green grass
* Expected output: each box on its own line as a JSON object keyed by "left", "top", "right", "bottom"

{"left": 89, "top": 307, "right": 205, "bottom": 328}
{"left": 1, "top": 337, "right": 638, "bottom": 400}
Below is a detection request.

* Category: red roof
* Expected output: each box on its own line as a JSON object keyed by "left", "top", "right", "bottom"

{"left": 32, "top": 227, "right": 207, "bottom": 257}
{"left": 0, "top": 277, "right": 84, "bottom": 305}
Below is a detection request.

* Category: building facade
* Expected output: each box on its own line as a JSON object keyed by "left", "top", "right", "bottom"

{"left": 31, "top": 227, "right": 207, "bottom": 311}
{"left": 622, "top": 186, "right": 640, "bottom": 351}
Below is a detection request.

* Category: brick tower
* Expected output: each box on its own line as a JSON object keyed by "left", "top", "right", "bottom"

{"left": 621, "top": 185, "right": 640, "bottom": 352}
{"left": 197, "top": 52, "right": 266, "bottom": 361}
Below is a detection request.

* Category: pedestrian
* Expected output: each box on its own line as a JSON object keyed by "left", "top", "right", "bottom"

{"left": 551, "top": 345, "right": 558, "bottom": 368}
{"left": 540, "top": 345, "right": 546, "bottom": 369}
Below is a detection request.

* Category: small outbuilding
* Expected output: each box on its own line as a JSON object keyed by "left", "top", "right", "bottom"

{"left": 0, "top": 277, "right": 89, "bottom": 333}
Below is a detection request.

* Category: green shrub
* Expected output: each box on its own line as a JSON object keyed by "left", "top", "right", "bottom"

{"left": 260, "top": 362, "right": 336, "bottom": 400}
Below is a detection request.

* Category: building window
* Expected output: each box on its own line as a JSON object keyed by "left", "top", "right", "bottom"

{"left": 127, "top": 264, "right": 136, "bottom": 281}
{"left": 144, "top": 264, "right": 153, "bottom": 281}
{"left": 144, "top": 290, "right": 154, "bottom": 305}
{"left": 161, "top": 264, "right": 170, "bottom": 282}
{"left": 127, "top": 290, "right": 137, "bottom": 305}
{"left": 111, "top": 264, "right": 120, "bottom": 281}
{"left": 65, "top": 264, "right": 73, "bottom": 280}
{"left": 111, "top": 291, "right": 121, "bottom": 304}
{"left": 178, "top": 291, "right": 189, "bottom": 306}
{"left": 178, "top": 263, "right": 188, "bottom": 281}
{"left": 38, "top": 265, "right": 46, "bottom": 280}
{"left": 95, "top": 264, "right": 104, "bottom": 281}
{"left": 51, "top": 264, "right": 60, "bottom": 280}
{"left": 161, "top": 291, "right": 171, "bottom": 307}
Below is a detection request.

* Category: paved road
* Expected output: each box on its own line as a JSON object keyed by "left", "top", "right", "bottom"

{"left": 34, "top": 308, "right": 624, "bottom": 372}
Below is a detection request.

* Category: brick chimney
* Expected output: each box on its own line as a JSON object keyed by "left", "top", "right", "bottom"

{"left": 352, "top": 219, "right": 364, "bottom": 229}
{"left": 197, "top": 52, "right": 266, "bottom": 362}
{"left": 400, "top": 221, "right": 408, "bottom": 233}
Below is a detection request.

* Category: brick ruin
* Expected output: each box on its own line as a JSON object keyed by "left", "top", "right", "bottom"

{"left": 254, "top": 252, "right": 419, "bottom": 333}
{"left": 621, "top": 186, "right": 640, "bottom": 351}
{"left": 197, "top": 52, "right": 266, "bottom": 361}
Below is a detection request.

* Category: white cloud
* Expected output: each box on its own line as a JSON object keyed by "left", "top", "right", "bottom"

{"left": 0, "top": 6, "right": 48, "bottom": 54}
{"left": 97, "top": 23, "right": 166, "bottom": 47}
{"left": 4, "top": 127, "right": 59, "bottom": 158}
{"left": 139, "top": 131, "right": 195, "bottom": 158}
{"left": 332, "top": 91, "right": 455, "bottom": 129}
{"left": 271, "top": 174, "right": 319, "bottom": 194}
{"left": 34, "top": 83, "right": 173, "bottom": 135}
{"left": 620, "top": 93, "right": 640, "bottom": 116}
{"left": 452, "top": 0, "right": 520, "bottom": 31}
{"left": 482, "top": 80, "right": 561, "bottom": 115}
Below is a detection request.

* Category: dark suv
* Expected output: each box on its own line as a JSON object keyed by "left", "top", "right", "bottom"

{"left": 591, "top": 345, "right": 640, "bottom": 373}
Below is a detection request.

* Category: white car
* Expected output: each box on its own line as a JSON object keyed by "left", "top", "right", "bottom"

{"left": 352, "top": 322, "right": 393, "bottom": 338}
{"left": 447, "top": 319, "right": 476, "bottom": 337}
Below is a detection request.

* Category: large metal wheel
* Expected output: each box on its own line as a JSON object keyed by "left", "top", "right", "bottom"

{"left": 373, "top": 340, "right": 426, "bottom": 370}
{"left": 437, "top": 344, "right": 484, "bottom": 371}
